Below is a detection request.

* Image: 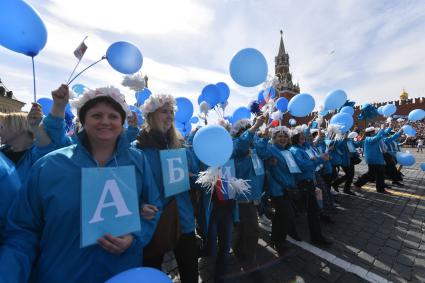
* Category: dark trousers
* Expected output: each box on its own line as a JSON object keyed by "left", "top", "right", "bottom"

{"left": 333, "top": 164, "right": 355, "bottom": 191}
{"left": 233, "top": 202, "right": 259, "bottom": 264}
{"left": 143, "top": 232, "right": 199, "bottom": 283}
{"left": 297, "top": 180, "right": 323, "bottom": 241}
{"left": 207, "top": 200, "right": 235, "bottom": 283}
{"left": 271, "top": 196, "right": 297, "bottom": 247}
{"left": 384, "top": 153, "right": 402, "bottom": 182}
{"left": 354, "top": 164, "right": 386, "bottom": 192}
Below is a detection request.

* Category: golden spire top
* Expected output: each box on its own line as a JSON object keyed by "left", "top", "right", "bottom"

{"left": 400, "top": 88, "right": 408, "bottom": 100}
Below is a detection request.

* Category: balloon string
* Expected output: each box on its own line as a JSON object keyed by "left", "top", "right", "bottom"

{"left": 32, "top": 56, "right": 36, "bottom": 102}
{"left": 67, "top": 56, "right": 106, "bottom": 86}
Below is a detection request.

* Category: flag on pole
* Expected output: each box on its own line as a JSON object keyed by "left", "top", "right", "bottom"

{"left": 73, "top": 38, "right": 88, "bottom": 60}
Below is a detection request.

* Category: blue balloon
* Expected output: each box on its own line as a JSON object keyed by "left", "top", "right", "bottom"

{"left": 324, "top": 90, "right": 347, "bottom": 111}
{"left": 65, "top": 103, "right": 73, "bottom": 116}
{"left": 136, "top": 113, "right": 144, "bottom": 126}
{"left": 257, "top": 90, "right": 265, "bottom": 103}
{"left": 136, "top": 88, "right": 152, "bottom": 105}
{"left": 201, "top": 84, "right": 220, "bottom": 108}
{"left": 396, "top": 152, "right": 416, "bottom": 166}
{"left": 340, "top": 106, "right": 354, "bottom": 116}
{"left": 0, "top": 0, "right": 47, "bottom": 57}
{"left": 197, "top": 93, "right": 205, "bottom": 105}
{"left": 106, "top": 41, "right": 143, "bottom": 74}
{"left": 106, "top": 267, "right": 172, "bottom": 283}
{"left": 289, "top": 118, "right": 296, "bottom": 126}
{"left": 175, "top": 97, "right": 194, "bottom": 123}
{"left": 319, "top": 110, "right": 328, "bottom": 116}
{"left": 232, "top": 107, "right": 251, "bottom": 124}
{"left": 382, "top": 103, "right": 397, "bottom": 117}
{"left": 229, "top": 48, "right": 268, "bottom": 87}
{"left": 402, "top": 125, "right": 416, "bottom": 137}
{"left": 275, "top": 97, "right": 288, "bottom": 112}
{"left": 420, "top": 163, "right": 425, "bottom": 172}
{"left": 377, "top": 106, "right": 384, "bottom": 115}
{"left": 37, "top": 98, "right": 53, "bottom": 115}
{"left": 216, "top": 82, "right": 230, "bottom": 103}
{"left": 408, "top": 109, "right": 425, "bottom": 122}
{"left": 288, "top": 93, "right": 315, "bottom": 117}
{"left": 193, "top": 125, "right": 233, "bottom": 167}
{"left": 312, "top": 121, "right": 318, "bottom": 129}
{"left": 72, "top": 84, "right": 87, "bottom": 96}
{"left": 330, "top": 113, "right": 354, "bottom": 133}
{"left": 128, "top": 105, "right": 141, "bottom": 114}
{"left": 362, "top": 103, "right": 371, "bottom": 109}
{"left": 190, "top": 116, "right": 199, "bottom": 124}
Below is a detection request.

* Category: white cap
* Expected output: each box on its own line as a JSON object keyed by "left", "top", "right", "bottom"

{"left": 365, "top": 127, "right": 376, "bottom": 133}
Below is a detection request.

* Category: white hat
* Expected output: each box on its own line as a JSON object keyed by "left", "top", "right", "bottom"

{"left": 70, "top": 86, "right": 129, "bottom": 116}
{"left": 347, "top": 131, "right": 358, "bottom": 139}
{"left": 365, "top": 127, "right": 376, "bottom": 133}
{"left": 140, "top": 93, "right": 177, "bottom": 118}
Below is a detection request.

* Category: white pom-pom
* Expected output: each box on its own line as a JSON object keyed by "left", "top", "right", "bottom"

{"left": 226, "top": 177, "right": 251, "bottom": 200}
{"left": 271, "top": 111, "right": 283, "bottom": 121}
{"left": 196, "top": 167, "right": 221, "bottom": 194}
{"left": 122, "top": 73, "right": 145, "bottom": 91}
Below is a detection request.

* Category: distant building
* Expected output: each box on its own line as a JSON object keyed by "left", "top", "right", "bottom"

{"left": 0, "top": 78, "right": 25, "bottom": 112}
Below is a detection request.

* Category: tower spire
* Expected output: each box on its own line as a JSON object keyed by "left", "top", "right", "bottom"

{"left": 278, "top": 30, "right": 286, "bottom": 57}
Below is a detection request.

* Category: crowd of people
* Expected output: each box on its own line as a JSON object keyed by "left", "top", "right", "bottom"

{"left": 0, "top": 85, "right": 422, "bottom": 283}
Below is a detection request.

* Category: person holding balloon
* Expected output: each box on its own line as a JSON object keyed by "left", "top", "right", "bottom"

{"left": 289, "top": 127, "right": 332, "bottom": 246}
{"left": 353, "top": 125, "right": 392, "bottom": 194}
{"left": 0, "top": 86, "right": 161, "bottom": 283}
{"left": 136, "top": 94, "right": 200, "bottom": 283}
{"left": 0, "top": 106, "right": 55, "bottom": 183}
{"left": 383, "top": 129, "right": 405, "bottom": 186}
{"left": 231, "top": 115, "right": 267, "bottom": 267}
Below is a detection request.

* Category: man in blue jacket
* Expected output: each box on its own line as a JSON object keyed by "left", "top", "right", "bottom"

{"left": 353, "top": 125, "right": 392, "bottom": 194}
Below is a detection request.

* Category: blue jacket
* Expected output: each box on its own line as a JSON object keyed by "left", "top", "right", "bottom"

{"left": 125, "top": 126, "right": 140, "bottom": 143}
{"left": 384, "top": 131, "right": 402, "bottom": 156}
{"left": 315, "top": 139, "right": 333, "bottom": 175}
{"left": 233, "top": 131, "right": 265, "bottom": 201}
{"left": 290, "top": 144, "right": 322, "bottom": 182}
{"left": 0, "top": 152, "right": 21, "bottom": 243}
{"left": 364, "top": 128, "right": 391, "bottom": 165}
{"left": 328, "top": 140, "right": 342, "bottom": 166}
{"left": 0, "top": 133, "right": 161, "bottom": 283}
{"left": 256, "top": 139, "right": 296, "bottom": 197}
{"left": 135, "top": 145, "right": 198, "bottom": 235}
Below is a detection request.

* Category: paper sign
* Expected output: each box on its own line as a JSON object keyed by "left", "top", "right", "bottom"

{"left": 160, "top": 149, "right": 190, "bottom": 198}
{"left": 81, "top": 166, "right": 141, "bottom": 247}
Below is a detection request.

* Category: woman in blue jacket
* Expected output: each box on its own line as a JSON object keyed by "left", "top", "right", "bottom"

{"left": 289, "top": 128, "right": 332, "bottom": 246}
{"left": 136, "top": 94, "right": 199, "bottom": 283}
{"left": 0, "top": 86, "right": 161, "bottom": 283}
{"left": 257, "top": 126, "right": 301, "bottom": 254}
{"left": 231, "top": 116, "right": 266, "bottom": 266}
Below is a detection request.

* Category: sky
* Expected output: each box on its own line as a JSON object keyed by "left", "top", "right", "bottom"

{"left": 1, "top": 0, "right": 425, "bottom": 117}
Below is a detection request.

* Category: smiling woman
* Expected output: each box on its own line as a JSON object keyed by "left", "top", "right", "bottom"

{"left": 0, "top": 85, "right": 162, "bottom": 282}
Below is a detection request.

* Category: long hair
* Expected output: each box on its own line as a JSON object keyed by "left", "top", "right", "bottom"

{"left": 142, "top": 111, "right": 182, "bottom": 149}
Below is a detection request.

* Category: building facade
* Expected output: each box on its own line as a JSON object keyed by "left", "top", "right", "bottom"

{"left": 0, "top": 79, "right": 25, "bottom": 112}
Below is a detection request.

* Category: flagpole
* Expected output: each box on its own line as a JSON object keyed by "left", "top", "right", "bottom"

{"left": 67, "top": 56, "right": 106, "bottom": 86}
{"left": 66, "top": 36, "right": 88, "bottom": 85}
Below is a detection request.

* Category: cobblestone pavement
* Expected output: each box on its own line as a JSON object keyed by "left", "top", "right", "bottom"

{"left": 164, "top": 150, "right": 425, "bottom": 283}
